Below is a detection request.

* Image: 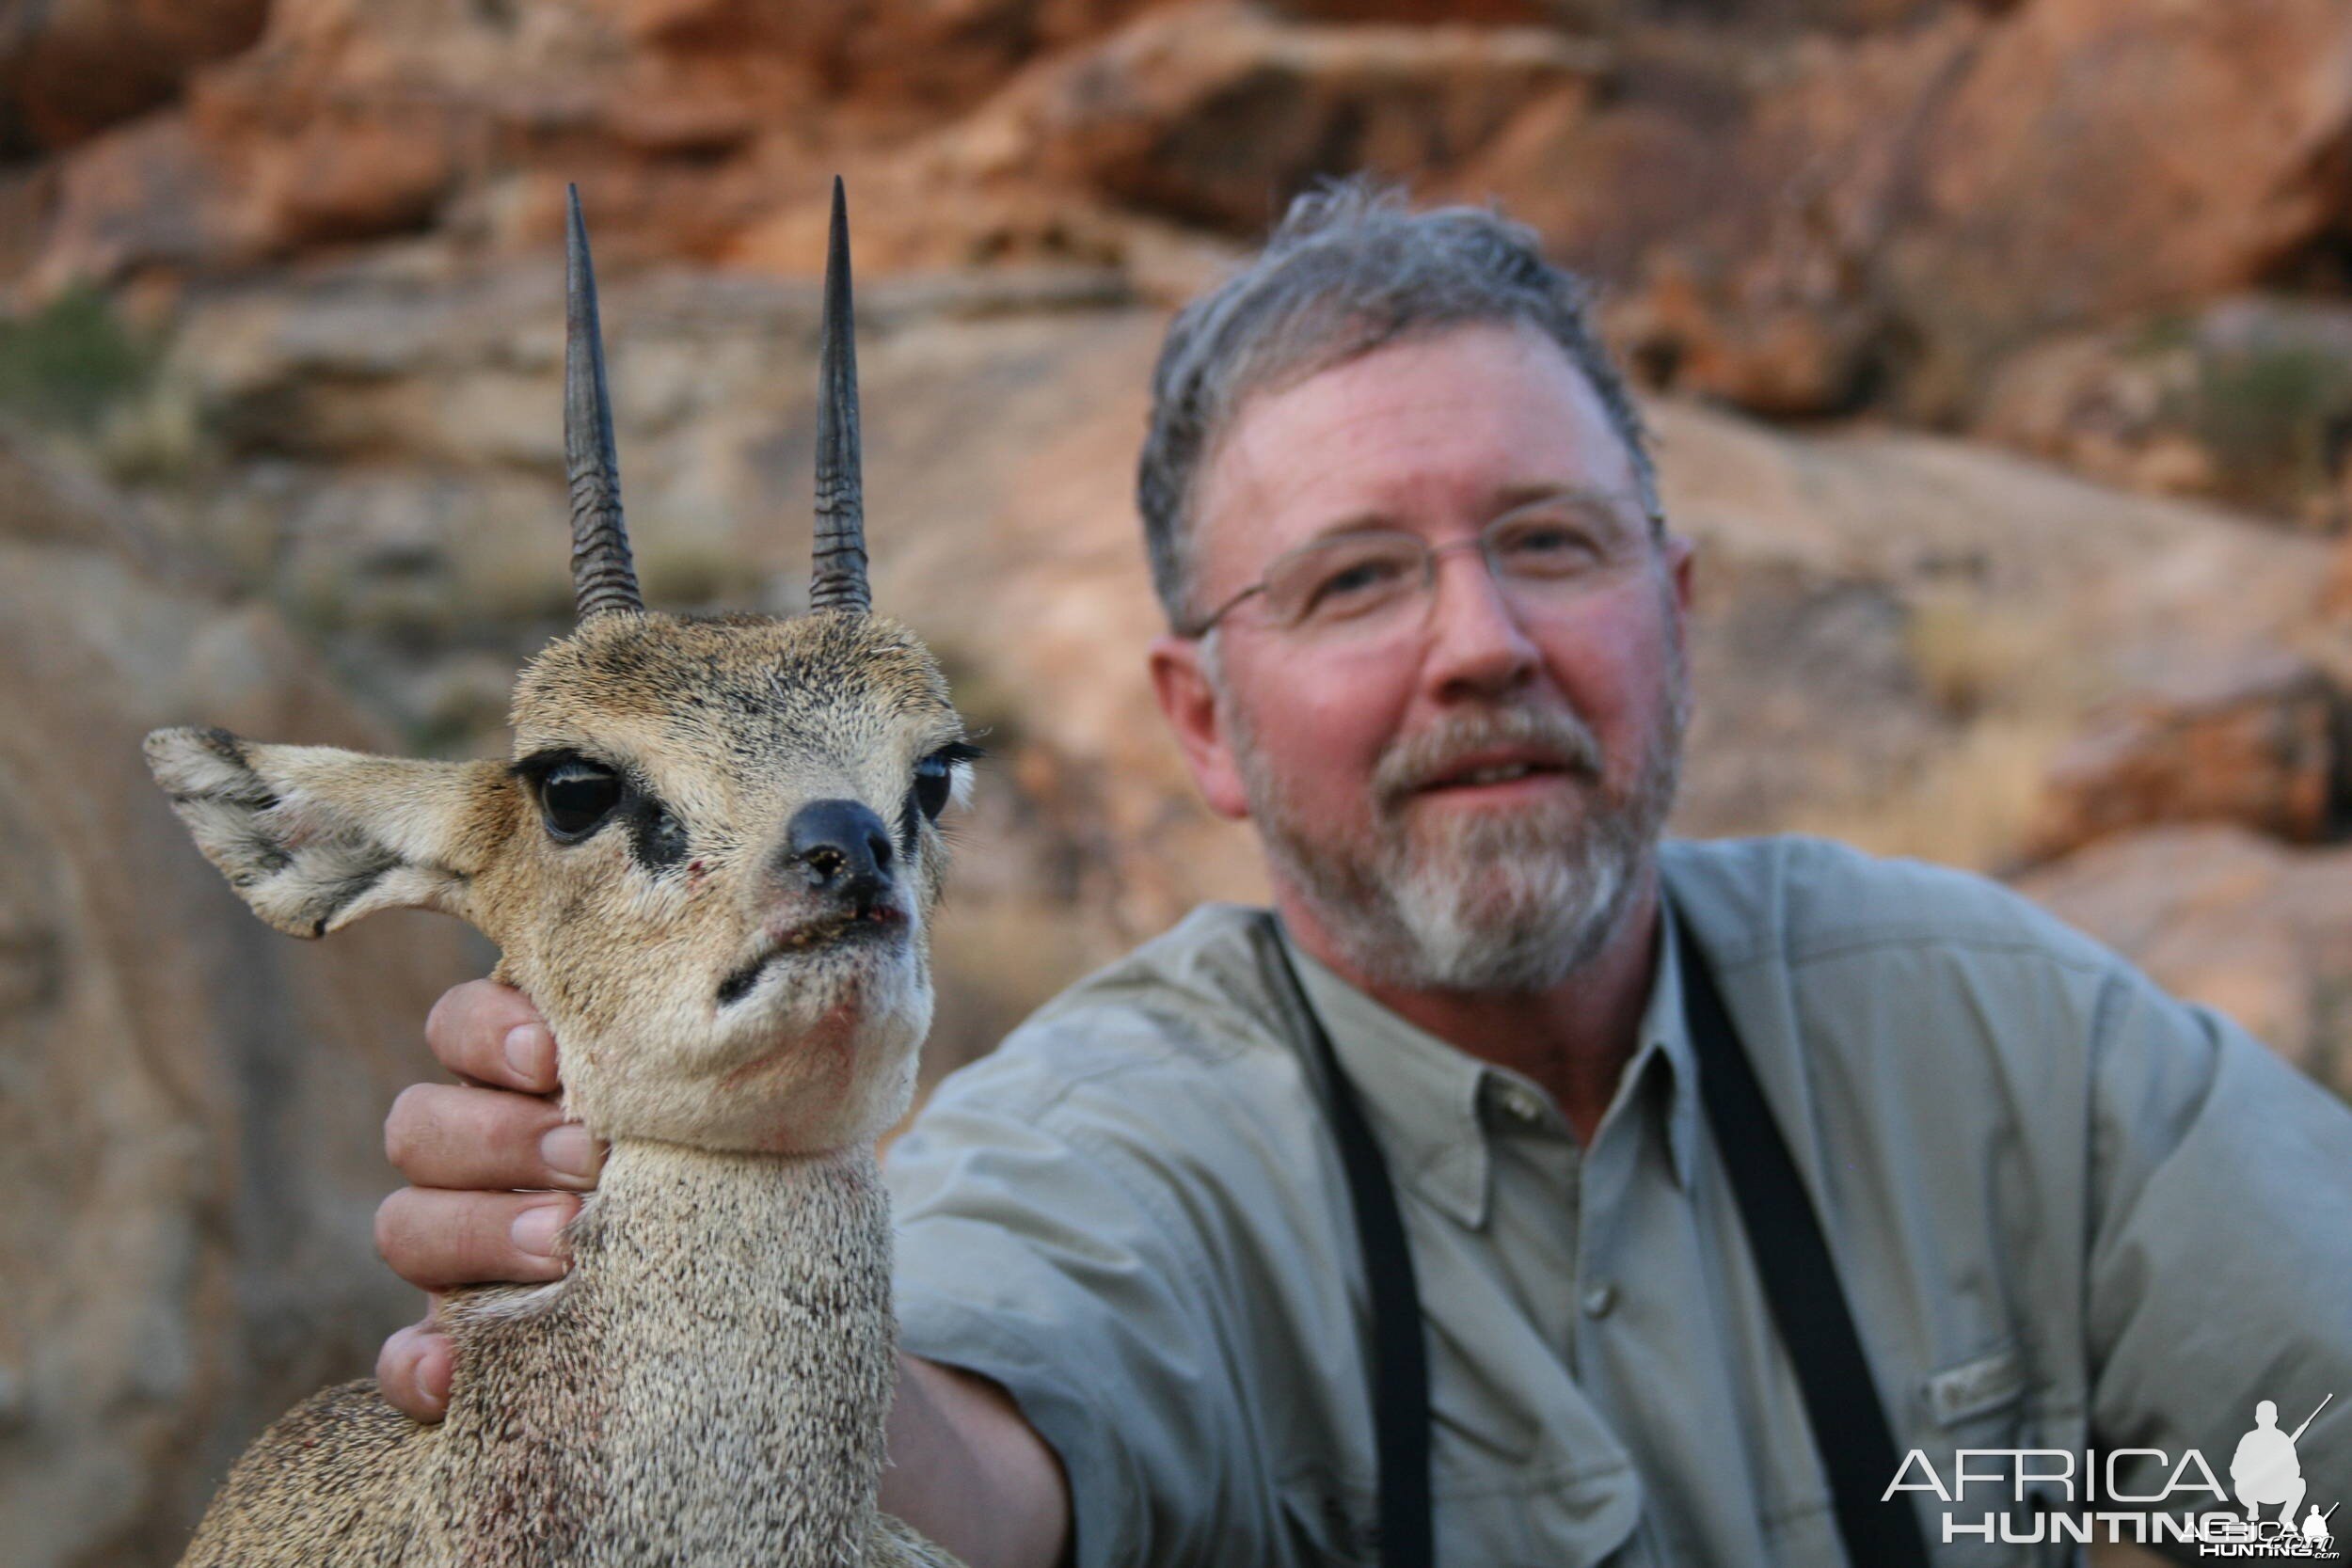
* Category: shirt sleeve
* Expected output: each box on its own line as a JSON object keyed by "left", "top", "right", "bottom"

{"left": 2082, "top": 959, "right": 2352, "bottom": 1507}
{"left": 882, "top": 1031, "right": 1286, "bottom": 1568}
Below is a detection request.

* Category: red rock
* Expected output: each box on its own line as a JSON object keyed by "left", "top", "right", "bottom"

{"left": 955, "top": 2, "right": 1609, "bottom": 232}
{"left": 0, "top": 0, "right": 268, "bottom": 157}
{"left": 27, "top": 116, "right": 256, "bottom": 292}
{"left": 1469, "top": 0, "right": 2352, "bottom": 420}
{"left": 2026, "top": 646, "right": 2348, "bottom": 861}
{"left": 0, "top": 429, "right": 475, "bottom": 1564}
{"left": 593, "top": 0, "right": 1168, "bottom": 123}
{"left": 1895, "top": 0, "right": 2352, "bottom": 365}
{"left": 245, "top": 110, "right": 465, "bottom": 250}
{"left": 2017, "top": 824, "right": 2352, "bottom": 1090}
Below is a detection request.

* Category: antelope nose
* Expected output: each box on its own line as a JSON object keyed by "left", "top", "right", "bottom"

{"left": 782, "top": 799, "right": 895, "bottom": 897}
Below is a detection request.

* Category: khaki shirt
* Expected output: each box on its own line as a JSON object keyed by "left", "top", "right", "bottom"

{"left": 883, "top": 835, "right": 2352, "bottom": 1566}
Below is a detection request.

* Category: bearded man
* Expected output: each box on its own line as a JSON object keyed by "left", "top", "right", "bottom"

{"left": 367, "top": 186, "right": 2352, "bottom": 1566}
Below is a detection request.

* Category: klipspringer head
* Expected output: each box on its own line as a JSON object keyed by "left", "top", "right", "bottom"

{"left": 144, "top": 178, "right": 976, "bottom": 1158}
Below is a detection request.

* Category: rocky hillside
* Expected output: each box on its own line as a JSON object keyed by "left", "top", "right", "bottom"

{"left": 5, "top": 0, "right": 2352, "bottom": 1561}
{"left": 0, "top": 426, "right": 483, "bottom": 1567}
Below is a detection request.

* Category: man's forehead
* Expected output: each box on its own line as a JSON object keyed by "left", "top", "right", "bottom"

{"left": 1195, "top": 321, "right": 1646, "bottom": 561}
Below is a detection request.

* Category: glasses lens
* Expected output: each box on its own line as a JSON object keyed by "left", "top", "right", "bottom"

{"left": 1486, "top": 508, "right": 1632, "bottom": 588}
{"left": 1263, "top": 532, "right": 1426, "bottom": 630}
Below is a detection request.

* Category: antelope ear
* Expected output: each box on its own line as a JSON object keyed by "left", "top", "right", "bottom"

{"left": 144, "top": 726, "right": 514, "bottom": 939}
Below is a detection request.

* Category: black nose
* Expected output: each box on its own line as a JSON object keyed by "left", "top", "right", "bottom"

{"left": 781, "top": 799, "right": 895, "bottom": 899}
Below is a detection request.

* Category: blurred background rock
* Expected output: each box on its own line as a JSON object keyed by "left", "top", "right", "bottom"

{"left": 3, "top": 0, "right": 2350, "bottom": 1561}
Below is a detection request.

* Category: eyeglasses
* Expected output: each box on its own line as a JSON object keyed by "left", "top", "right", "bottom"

{"left": 1183, "top": 499, "right": 1659, "bottom": 641}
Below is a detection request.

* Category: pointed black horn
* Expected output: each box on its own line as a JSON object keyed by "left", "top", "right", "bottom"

{"left": 564, "top": 185, "right": 643, "bottom": 622}
{"left": 809, "top": 176, "right": 869, "bottom": 616}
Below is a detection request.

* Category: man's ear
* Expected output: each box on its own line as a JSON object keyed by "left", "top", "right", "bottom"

{"left": 144, "top": 726, "right": 515, "bottom": 939}
{"left": 1663, "top": 530, "right": 1695, "bottom": 615}
{"left": 1147, "top": 635, "right": 1251, "bottom": 821}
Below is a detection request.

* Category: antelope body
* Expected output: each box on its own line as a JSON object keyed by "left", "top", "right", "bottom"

{"left": 146, "top": 184, "right": 968, "bottom": 1567}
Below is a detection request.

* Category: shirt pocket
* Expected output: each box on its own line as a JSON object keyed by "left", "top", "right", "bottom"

{"left": 1903, "top": 1339, "right": 2087, "bottom": 1568}
{"left": 1758, "top": 1341, "right": 2056, "bottom": 1567}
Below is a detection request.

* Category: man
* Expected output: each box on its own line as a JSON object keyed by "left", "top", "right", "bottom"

{"left": 2232, "top": 1400, "right": 2308, "bottom": 1526}
{"left": 369, "top": 186, "right": 2352, "bottom": 1565}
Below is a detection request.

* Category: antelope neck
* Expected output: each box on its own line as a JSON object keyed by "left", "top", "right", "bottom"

{"left": 440, "top": 1139, "right": 898, "bottom": 1561}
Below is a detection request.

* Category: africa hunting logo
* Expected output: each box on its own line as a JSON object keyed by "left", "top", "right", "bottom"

{"left": 1883, "top": 1394, "right": 2338, "bottom": 1556}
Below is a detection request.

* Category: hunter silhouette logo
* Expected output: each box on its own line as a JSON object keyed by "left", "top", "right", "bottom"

{"left": 2234, "top": 1398, "right": 2328, "bottom": 1528}
{"left": 2217, "top": 1396, "right": 2338, "bottom": 1559}
{"left": 2307, "top": 1507, "right": 2337, "bottom": 1555}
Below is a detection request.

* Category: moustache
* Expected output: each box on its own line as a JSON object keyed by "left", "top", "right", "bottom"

{"left": 1373, "top": 706, "right": 1606, "bottom": 809}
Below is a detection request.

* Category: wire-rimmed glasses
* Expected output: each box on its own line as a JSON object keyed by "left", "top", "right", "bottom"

{"left": 1182, "top": 494, "right": 1657, "bottom": 642}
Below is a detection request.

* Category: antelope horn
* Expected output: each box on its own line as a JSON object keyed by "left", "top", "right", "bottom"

{"left": 564, "top": 185, "right": 643, "bottom": 622}
{"left": 808, "top": 176, "right": 869, "bottom": 616}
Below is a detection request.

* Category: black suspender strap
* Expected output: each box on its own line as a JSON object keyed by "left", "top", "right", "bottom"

{"left": 1267, "top": 907, "right": 1931, "bottom": 1568}
{"left": 1263, "top": 921, "right": 1435, "bottom": 1568}
{"left": 1671, "top": 905, "right": 1932, "bottom": 1568}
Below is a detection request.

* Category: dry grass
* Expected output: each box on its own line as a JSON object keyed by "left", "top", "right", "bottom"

{"left": 925, "top": 895, "right": 1099, "bottom": 1080}
{"left": 1783, "top": 709, "right": 2077, "bottom": 872}
{"left": 1902, "top": 586, "right": 2080, "bottom": 721}
{"left": 1786, "top": 584, "right": 2098, "bottom": 871}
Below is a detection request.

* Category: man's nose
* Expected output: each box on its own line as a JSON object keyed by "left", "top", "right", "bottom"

{"left": 1419, "top": 547, "right": 1541, "bottom": 699}
{"left": 777, "top": 799, "right": 896, "bottom": 902}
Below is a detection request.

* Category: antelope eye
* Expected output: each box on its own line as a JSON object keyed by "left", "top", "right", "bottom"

{"left": 910, "top": 741, "right": 982, "bottom": 825}
{"left": 912, "top": 754, "right": 955, "bottom": 822}
{"left": 540, "top": 760, "right": 624, "bottom": 841}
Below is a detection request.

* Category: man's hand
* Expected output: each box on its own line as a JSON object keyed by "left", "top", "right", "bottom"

{"left": 374, "top": 978, "right": 603, "bottom": 1420}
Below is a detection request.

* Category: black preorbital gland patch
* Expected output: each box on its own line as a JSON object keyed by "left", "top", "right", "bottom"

{"left": 630, "top": 799, "right": 691, "bottom": 872}
{"left": 896, "top": 792, "right": 921, "bottom": 863}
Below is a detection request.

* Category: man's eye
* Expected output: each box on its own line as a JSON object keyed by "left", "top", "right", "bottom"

{"left": 541, "top": 762, "right": 624, "bottom": 841}
{"left": 1493, "top": 521, "right": 1600, "bottom": 575}
{"left": 1301, "top": 555, "right": 1411, "bottom": 618}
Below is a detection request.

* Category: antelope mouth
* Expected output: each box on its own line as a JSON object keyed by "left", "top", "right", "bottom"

{"left": 716, "top": 901, "right": 907, "bottom": 1008}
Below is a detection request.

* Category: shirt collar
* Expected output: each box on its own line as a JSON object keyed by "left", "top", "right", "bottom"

{"left": 1276, "top": 903, "right": 1699, "bottom": 1229}
{"left": 1633, "top": 897, "right": 1702, "bottom": 1192}
{"left": 1281, "top": 931, "right": 1495, "bottom": 1227}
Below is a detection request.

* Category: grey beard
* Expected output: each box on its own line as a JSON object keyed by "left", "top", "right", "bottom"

{"left": 1235, "top": 670, "right": 1688, "bottom": 995}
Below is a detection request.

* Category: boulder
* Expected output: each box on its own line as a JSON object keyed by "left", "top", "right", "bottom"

{"left": 2024, "top": 647, "right": 2351, "bottom": 861}
{"left": 2017, "top": 824, "right": 2352, "bottom": 1098}
{"left": 594, "top": 0, "right": 1170, "bottom": 125}
{"left": 1547, "top": 15, "right": 1983, "bottom": 416}
{"left": 0, "top": 0, "right": 269, "bottom": 159}
{"left": 1645, "top": 398, "right": 2336, "bottom": 863}
{"left": 1884, "top": 0, "right": 2352, "bottom": 410}
{"left": 0, "top": 428, "right": 479, "bottom": 1567}
{"left": 1466, "top": 0, "right": 2352, "bottom": 420}
{"left": 941, "top": 1, "right": 1609, "bottom": 233}
{"left": 21, "top": 0, "right": 2352, "bottom": 440}
{"left": 10, "top": 0, "right": 1206, "bottom": 295}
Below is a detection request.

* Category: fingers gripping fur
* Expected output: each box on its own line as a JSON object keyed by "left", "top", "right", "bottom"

{"left": 144, "top": 726, "right": 508, "bottom": 939}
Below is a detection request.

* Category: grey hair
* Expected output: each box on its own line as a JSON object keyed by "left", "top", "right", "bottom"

{"left": 1137, "top": 180, "right": 1661, "bottom": 633}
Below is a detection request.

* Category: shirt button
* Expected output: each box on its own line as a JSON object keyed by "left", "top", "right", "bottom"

{"left": 1581, "top": 1282, "right": 1617, "bottom": 1319}
{"left": 1501, "top": 1085, "right": 1544, "bottom": 1125}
